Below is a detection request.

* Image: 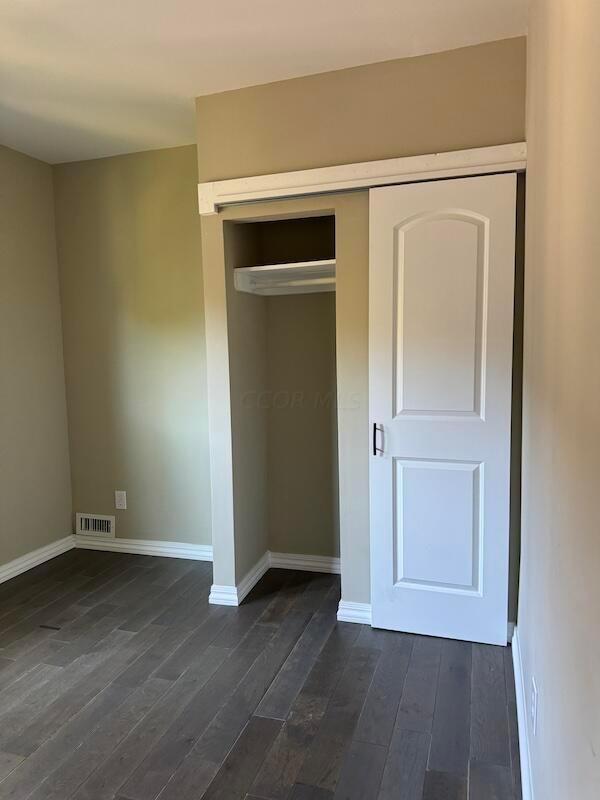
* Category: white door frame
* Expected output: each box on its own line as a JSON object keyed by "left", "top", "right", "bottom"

{"left": 197, "top": 143, "right": 526, "bottom": 215}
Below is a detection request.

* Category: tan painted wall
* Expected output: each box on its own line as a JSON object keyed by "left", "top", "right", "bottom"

{"left": 53, "top": 145, "right": 212, "bottom": 545}
{"left": 223, "top": 222, "right": 270, "bottom": 580}
{"left": 267, "top": 292, "right": 339, "bottom": 558}
{"left": 196, "top": 37, "right": 526, "bottom": 181}
{"left": 518, "top": 2, "right": 600, "bottom": 797}
{"left": 0, "top": 146, "right": 72, "bottom": 563}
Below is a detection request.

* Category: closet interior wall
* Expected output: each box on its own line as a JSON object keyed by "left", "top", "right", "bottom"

{"left": 224, "top": 216, "right": 338, "bottom": 581}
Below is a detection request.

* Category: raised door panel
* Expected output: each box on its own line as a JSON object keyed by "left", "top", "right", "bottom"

{"left": 394, "top": 458, "right": 482, "bottom": 594}
{"left": 395, "top": 213, "right": 488, "bottom": 419}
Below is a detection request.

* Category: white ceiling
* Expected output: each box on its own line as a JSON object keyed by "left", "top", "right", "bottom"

{"left": 0, "top": 1, "right": 527, "bottom": 164}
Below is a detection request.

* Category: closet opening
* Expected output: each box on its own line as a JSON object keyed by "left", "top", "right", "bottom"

{"left": 223, "top": 214, "right": 339, "bottom": 579}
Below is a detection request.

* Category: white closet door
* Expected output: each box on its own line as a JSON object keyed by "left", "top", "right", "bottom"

{"left": 369, "top": 174, "right": 516, "bottom": 645}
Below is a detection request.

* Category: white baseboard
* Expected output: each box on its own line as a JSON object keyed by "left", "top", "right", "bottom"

{"left": 0, "top": 536, "right": 340, "bottom": 606}
{"left": 269, "top": 551, "right": 340, "bottom": 574}
{"left": 74, "top": 535, "right": 213, "bottom": 561}
{"left": 0, "top": 535, "right": 74, "bottom": 585}
{"left": 72, "top": 540, "right": 338, "bottom": 576}
{"left": 209, "top": 550, "right": 340, "bottom": 607}
{"left": 207, "top": 584, "right": 240, "bottom": 606}
{"left": 237, "top": 552, "right": 271, "bottom": 601}
{"left": 209, "top": 551, "right": 271, "bottom": 607}
{"left": 337, "top": 600, "right": 372, "bottom": 624}
{"left": 512, "top": 627, "right": 534, "bottom": 800}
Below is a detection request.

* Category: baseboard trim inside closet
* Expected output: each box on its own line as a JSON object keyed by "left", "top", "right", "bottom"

{"left": 209, "top": 550, "right": 341, "bottom": 608}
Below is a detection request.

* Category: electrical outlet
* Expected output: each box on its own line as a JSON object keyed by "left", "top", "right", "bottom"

{"left": 115, "top": 490, "right": 127, "bottom": 510}
{"left": 530, "top": 676, "right": 538, "bottom": 735}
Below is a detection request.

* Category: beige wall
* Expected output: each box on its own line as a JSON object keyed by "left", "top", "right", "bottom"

{"left": 518, "top": 2, "right": 600, "bottom": 797}
{"left": 0, "top": 146, "right": 72, "bottom": 563}
{"left": 223, "top": 222, "right": 270, "bottom": 580}
{"left": 267, "top": 292, "right": 338, "bottom": 558}
{"left": 196, "top": 37, "right": 526, "bottom": 181}
{"left": 53, "top": 145, "right": 212, "bottom": 545}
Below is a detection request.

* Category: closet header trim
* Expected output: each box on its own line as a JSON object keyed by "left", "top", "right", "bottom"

{"left": 197, "top": 142, "right": 527, "bottom": 216}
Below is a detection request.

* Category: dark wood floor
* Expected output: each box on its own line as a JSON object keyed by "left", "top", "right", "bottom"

{"left": 0, "top": 550, "right": 521, "bottom": 800}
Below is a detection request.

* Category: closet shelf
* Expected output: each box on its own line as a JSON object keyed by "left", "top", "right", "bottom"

{"left": 234, "top": 259, "right": 335, "bottom": 295}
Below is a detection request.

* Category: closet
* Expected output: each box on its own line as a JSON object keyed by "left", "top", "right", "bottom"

{"left": 200, "top": 147, "right": 524, "bottom": 644}
{"left": 222, "top": 215, "right": 339, "bottom": 581}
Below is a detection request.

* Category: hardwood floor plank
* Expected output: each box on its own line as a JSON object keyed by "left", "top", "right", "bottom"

{"left": 353, "top": 633, "right": 413, "bottom": 746}
{"left": 395, "top": 636, "right": 442, "bottom": 734}
{"left": 25, "top": 678, "right": 171, "bottom": 800}
{"left": 211, "top": 597, "right": 274, "bottom": 650}
{"left": 295, "top": 644, "right": 381, "bottom": 791}
{"left": 289, "top": 785, "right": 334, "bottom": 799}
{"left": 147, "top": 569, "right": 212, "bottom": 629}
{"left": 0, "top": 554, "right": 75, "bottom": 607}
{"left": 250, "top": 623, "right": 361, "bottom": 800}
{"left": 5, "top": 625, "right": 161, "bottom": 757}
{"left": 289, "top": 574, "right": 338, "bottom": 617}
{"left": 0, "top": 559, "right": 139, "bottom": 657}
{"left": 154, "top": 612, "right": 311, "bottom": 800}
{"left": 332, "top": 740, "right": 387, "bottom": 799}
{"left": 75, "top": 565, "right": 148, "bottom": 609}
{"left": 200, "top": 716, "right": 282, "bottom": 800}
{"left": 191, "top": 611, "right": 311, "bottom": 767}
{"left": 0, "top": 554, "right": 99, "bottom": 619}
{"left": 255, "top": 588, "right": 338, "bottom": 720}
{"left": 118, "top": 570, "right": 208, "bottom": 633}
{"left": 117, "top": 623, "right": 276, "bottom": 800}
{"left": 0, "top": 753, "right": 24, "bottom": 783}
{"left": 377, "top": 729, "right": 430, "bottom": 800}
{"left": 0, "top": 663, "right": 61, "bottom": 720}
{"left": 427, "top": 640, "right": 472, "bottom": 777}
{"left": 421, "top": 769, "right": 467, "bottom": 800}
{"left": 146, "top": 559, "right": 196, "bottom": 589}
{"left": 41, "top": 611, "right": 125, "bottom": 667}
{"left": 50, "top": 601, "right": 118, "bottom": 643}
{"left": 355, "top": 626, "right": 399, "bottom": 651}
{"left": 113, "top": 623, "right": 198, "bottom": 688}
{"left": 72, "top": 646, "right": 229, "bottom": 800}
{"left": 0, "top": 683, "right": 134, "bottom": 800}
{"left": 0, "top": 666, "right": 81, "bottom": 748}
{"left": 470, "top": 644, "right": 510, "bottom": 767}
{"left": 0, "top": 573, "right": 96, "bottom": 644}
{"left": 0, "top": 638, "right": 67, "bottom": 693}
{"left": 153, "top": 607, "right": 230, "bottom": 680}
{"left": 258, "top": 572, "right": 312, "bottom": 625}
{"left": 469, "top": 761, "right": 515, "bottom": 800}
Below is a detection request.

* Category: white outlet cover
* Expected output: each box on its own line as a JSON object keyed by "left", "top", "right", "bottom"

{"left": 115, "top": 490, "right": 127, "bottom": 510}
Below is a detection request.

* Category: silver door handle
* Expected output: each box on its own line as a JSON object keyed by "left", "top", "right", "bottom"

{"left": 372, "top": 423, "right": 384, "bottom": 456}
